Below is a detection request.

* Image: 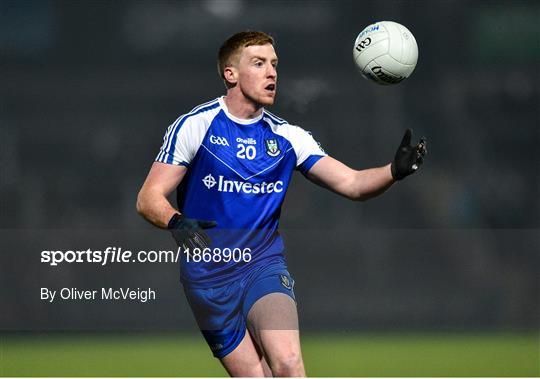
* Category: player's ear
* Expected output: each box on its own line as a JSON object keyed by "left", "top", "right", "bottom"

{"left": 223, "top": 66, "right": 238, "bottom": 87}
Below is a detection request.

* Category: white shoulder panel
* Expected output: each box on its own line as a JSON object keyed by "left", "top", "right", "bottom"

{"left": 264, "top": 115, "right": 326, "bottom": 167}
{"left": 156, "top": 99, "right": 221, "bottom": 165}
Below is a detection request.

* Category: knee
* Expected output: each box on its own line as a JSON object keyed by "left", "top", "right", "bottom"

{"left": 271, "top": 353, "right": 305, "bottom": 377}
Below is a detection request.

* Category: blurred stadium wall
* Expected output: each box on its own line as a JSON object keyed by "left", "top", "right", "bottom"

{"left": 0, "top": 0, "right": 538, "bottom": 333}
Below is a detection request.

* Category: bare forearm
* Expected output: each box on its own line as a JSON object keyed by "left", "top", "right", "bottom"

{"left": 307, "top": 130, "right": 426, "bottom": 202}
{"left": 136, "top": 189, "right": 178, "bottom": 229}
{"left": 307, "top": 157, "right": 395, "bottom": 201}
{"left": 350, "top": 163, "right": 395, "bottom": 201}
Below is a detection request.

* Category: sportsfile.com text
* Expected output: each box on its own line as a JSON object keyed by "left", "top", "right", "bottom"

{"left": 40, "top": 247, "right": 252, "bottom": 266}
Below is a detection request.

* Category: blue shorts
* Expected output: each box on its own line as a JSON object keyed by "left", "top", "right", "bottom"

{"left": 183, "top": 259, "right": 296, "bottom": 358}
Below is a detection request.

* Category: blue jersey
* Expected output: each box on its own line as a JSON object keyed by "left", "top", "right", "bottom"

{"left": 156, "top": 97, "right": 326, "bottom": 287}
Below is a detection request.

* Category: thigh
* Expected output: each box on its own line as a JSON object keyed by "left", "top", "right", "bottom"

{"left": 220, "top": 329, "right": 272, "bottom": 377}
{"left": 246, "top": 293, "right": 304, "bottom": 373}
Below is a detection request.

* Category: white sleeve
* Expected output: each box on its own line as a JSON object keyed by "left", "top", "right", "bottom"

{"left": 155, "top": 114, "right": 211, "bottom": 166}
{"left": 268, "top": 119, "right": 327, "bottom": 173}
{"left": 289, "top": 125, "right": 326, "bottom": 166}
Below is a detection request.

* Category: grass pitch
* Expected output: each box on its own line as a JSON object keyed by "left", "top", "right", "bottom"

{"left": 1, "top": 332, "right": 538, "bottom": 376}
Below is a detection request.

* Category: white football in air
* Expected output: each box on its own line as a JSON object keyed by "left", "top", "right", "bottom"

{"left": 353, "top": 21, "right": 418, "bottom": 85}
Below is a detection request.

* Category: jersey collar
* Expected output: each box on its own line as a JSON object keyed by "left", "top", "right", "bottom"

{"left": 219, "top": 96, "right": 264, "bottom": 125}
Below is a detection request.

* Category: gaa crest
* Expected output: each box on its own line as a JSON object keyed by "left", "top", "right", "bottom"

{"left": 265, "top": 139, "right": 281, "bottom": 157}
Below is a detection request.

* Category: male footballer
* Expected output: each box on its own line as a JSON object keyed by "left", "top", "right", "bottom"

{"left": 137, "top": 31, "right": 426, "bottom": 377}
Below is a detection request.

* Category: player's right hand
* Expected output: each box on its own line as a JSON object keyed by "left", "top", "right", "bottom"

{"left": 391, "top": 128, "right": 427, "bottom": 180}
{"left": 167, "top": 213, "right": 217, "bottom": 252}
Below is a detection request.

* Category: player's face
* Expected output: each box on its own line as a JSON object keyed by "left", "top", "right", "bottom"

{"left": 235, "top": 44, "right": 278, "bottom": 106}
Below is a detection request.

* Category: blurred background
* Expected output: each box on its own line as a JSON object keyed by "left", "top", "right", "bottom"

{"left": 0, "top": 0, "right": 538, "bottom": 376}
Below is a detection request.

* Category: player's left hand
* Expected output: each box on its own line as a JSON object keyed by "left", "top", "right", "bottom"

{"left": 391, "top": 128, "right": 427, "bottom": 180}
{"left": 168, "top": 213, "right": 217, "bottom": 252}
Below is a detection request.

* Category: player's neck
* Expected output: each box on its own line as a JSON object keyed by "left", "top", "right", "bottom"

{"left": 223, "top": 93, "right": 263, "bottom": 120}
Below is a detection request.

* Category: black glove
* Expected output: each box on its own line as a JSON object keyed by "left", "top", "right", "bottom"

{"left": 391, "top": 128, "right": 427, "bottom": 180}
{"left": 167, "top": 213, "right": 217, "bottom": 251}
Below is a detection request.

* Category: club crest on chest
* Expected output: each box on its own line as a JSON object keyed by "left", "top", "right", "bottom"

{"left": 265, "top": 139, "right": 281, "bottom": 157}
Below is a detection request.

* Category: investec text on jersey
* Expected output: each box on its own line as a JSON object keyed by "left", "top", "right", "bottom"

{"left": 202, "top": 174, "right": 284, "bottom": 194}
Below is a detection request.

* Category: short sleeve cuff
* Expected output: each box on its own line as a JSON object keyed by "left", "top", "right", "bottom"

{"left": 154, "top": 160, "right": 189, "bottom": 167}
{"left": 155, "top": 152, "right": 189, "bottom": 167}
{"left": 297, "top": 154, "right": 325, "bottom": 175}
